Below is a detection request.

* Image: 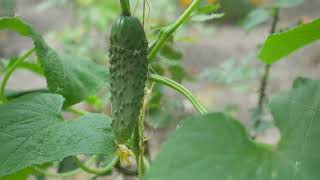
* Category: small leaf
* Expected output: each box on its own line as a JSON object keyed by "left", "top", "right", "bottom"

{"left": 274, "top": 0, "right": 304, "bottom": 8}
{"left": 159, "top": 38, "right": 183, "bottom": 61}
{"left": 144, "top": 79, "right": 320, "bottom": 179}
{"left": 169, "top": 65, "right": 186, "bottom": 83}
{"left": 0, "top": 93, "right": 116, "bottom": 177}
{"left": 242, "top": 8, "right": 271, "bottom": 32}
{"left": 0, "top": 17, "right": 109, "bottom": 106}
{"left": 193, "top": 4, "right": 220, "bottom": 15}
{"left": 259, "top": 18, "right": 320, "bottom": 64}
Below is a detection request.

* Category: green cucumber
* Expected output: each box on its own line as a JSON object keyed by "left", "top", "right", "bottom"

{"left": 109, "top": 15, "right": 148, "bottom": 144}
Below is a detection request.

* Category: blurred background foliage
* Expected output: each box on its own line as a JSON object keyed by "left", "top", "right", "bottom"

{"left": 0, "top": 0, "right": 306, "bottom": 129}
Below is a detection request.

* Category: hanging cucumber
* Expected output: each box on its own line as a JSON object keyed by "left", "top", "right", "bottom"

{"left": 109, "top": 1, "right": 148, "bottom": 144}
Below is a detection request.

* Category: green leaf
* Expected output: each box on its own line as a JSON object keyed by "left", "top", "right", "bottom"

{"left": 259, "top": 18, "right": 320, "bottom": 64}
{"left": 274, "top": 0, "right": 304, "bottom": 8}
{"left": 194, "top": 4, "right": 220, "bottom": 15}
{"left": 0, "top": 93, "right": 116, "bottom": 177}
{"left": 0, "top": 17, "right": 109, "bottom": 106}
{"left": 0, "top": 18, "right": 32, "bottom": 36}
{"left": 159, "top": 39, "right": 183, "bottom": 61}
{"left": 292, "top": 77, "right": 312, "bottom": 88}
{"left": 169, "top": 65, "right": 186, "bottom": 83}
{"left": 144, "top": 79, "right": 320, "bottom": 180}
{"left": 1, "top": 168, "right": 33, "bottom": 180}
{"left": 242, "top": 8, "right": 270, "bottom": 32}
{"left": 4, "top": 89, "right": 48, "bottom": 100}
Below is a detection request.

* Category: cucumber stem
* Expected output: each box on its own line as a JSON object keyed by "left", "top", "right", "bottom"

{"left": 255, "top": 8, "right": 279, "bottom": 129}
{"left": 149, "top": 74, "right": 207, "bottom": 115}
{"left": 0, "top": 48, "right": 35, "bottom": 102}
{"left": 33, "top": 156, "right": 97, "bottom": 177}
{"left": 120, "top": 0, "right": 131, "bottom": 16}
{"left": 73, "top": 155, "right": 119, "bottom": 176}
{"left": 148, "top": 0, "right": 202, "bottom": 63}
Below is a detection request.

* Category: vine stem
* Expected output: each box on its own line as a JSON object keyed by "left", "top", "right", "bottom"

{"left": 255, "top": 8, "right": 279, "bottom": 128}
{"left": 33, "top": 155, "right": 97, "bottom": 177}
{"left": 66, "top": 107, "right": 89, "bottom": 116}
{"left": 0, "top": 48, "right": 35, "bottom": 102}
{"left": 120, "top": 0, "right": 131, "bottom": 16}
{"left": 73, "top": 155, "right": 119, "bottom": 176}
{"left": 133, "top": 83, "right": 154, "bottom": 178}
{"left": 148, "top": 0, "right": 201, "bottom": 63}
{"left": 148, "top": 74, "right": 207, "bottom": 115}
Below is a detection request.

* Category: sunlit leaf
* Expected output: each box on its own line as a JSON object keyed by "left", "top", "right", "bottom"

{"left": 259, "top": 18, "right": 320, "bottom": 64}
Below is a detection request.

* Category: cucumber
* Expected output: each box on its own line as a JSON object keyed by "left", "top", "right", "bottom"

{"left": 109, "top": 15, "right": 148, "bottom": 144}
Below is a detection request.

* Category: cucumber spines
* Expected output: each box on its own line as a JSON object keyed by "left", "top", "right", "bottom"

{"left": 109, "top": 15, "right": 148, "bottom": 144}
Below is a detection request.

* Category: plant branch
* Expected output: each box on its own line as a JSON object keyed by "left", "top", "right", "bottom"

{"left": 73, "top": 155, "right": 119, "bottom": 176}
{"left": 133, "top": 83, "right": 154, "bottom": 178}
{"left": 120, "top": 0, "right": 131, "bottom": 16}
{"left": 147, "top": 0, "right": 201, "bottom": 63}
{"left": 148, "top": 74, "right": 207, "bottom": 115}
{"left": 66, "top": 107, "right": 89, "bottom": 116}
{"left": 255, "top": 8, "right": 279, "bottom": 128}
{"left": 33, "top": 155, "right": 97, "bottom": 177}
{"left": 0, "top": 48, "right": 35, "bottom": 102}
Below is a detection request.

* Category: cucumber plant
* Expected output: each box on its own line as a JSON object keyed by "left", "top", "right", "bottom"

{"left": 0, "top": 0, "right": 320, "bottom": 179}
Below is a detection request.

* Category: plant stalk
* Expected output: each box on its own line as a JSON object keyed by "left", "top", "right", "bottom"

{"left": 73, "top": 155, "right": 119, "bottom": 176}
{"left": 148, "top": 74, "right": 207, "bottom": 115}
{"left": 33, "top": 156, "right": 97, "bottom": 177}
{"left": 255, "top": 8, "right": 279, "bottom": 128}
{"left": 148, "top": 0, "right": 202, "bottom": 63}
{"left": 0, "top": 48, "right": 35, "bottom": 102}
{"left": 134, "top": 83, "right": 154, "bottom": 178}
{"left": 120, "top": 0, "right": 131, "bottom": 16}
{"left": 66, "top": 107, "right": 89, "bottom": 116}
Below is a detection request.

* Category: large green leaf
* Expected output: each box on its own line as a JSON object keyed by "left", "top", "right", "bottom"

{"left": 0, "top": 17, "right": 109, "bottom": 106}
{"left": 0, "top": 93, "right": 116, "bottom": 177}
{"left": 259, "top": 18, "right": 320, "bottom": 64}
{"left": 144, "top": 79, "right": 320, "bottom": 180}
